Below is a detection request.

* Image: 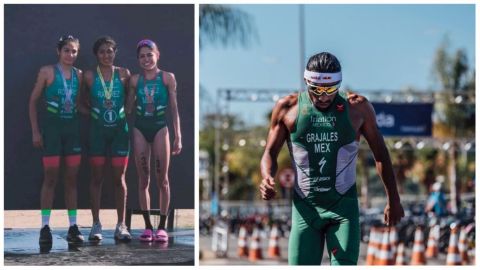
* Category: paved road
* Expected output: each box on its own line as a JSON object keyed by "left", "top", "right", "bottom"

{"left": 199, "top": 233, "right": 450, "bottom": 265}
{"left": 4, "top": 228, "right": 194, "bottom": 265}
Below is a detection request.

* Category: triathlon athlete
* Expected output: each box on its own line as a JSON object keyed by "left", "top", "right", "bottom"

{"left": 126, "top": 39, "right": 182, "bottom": 242}
{"left": 29, "top": 35, "right": 84, "bottom": 245}
{"left": 79, "top": 36, "right": 132, "bottom": 242}
{"left": 260, "top": 52, "right": 404, "bottom": 265}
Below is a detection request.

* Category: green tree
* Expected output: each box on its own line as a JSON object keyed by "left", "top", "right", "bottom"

{"left": 200, "top": 4, "right": 257, "bottom": 49}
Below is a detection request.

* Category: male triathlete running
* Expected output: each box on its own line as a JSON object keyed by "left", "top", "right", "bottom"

{"left": 260, "top": 52, "right": 404, "bottom": 265}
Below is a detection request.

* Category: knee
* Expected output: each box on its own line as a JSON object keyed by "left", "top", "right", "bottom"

{"left": 158, "top": 177, "right": 170, "bottom": 190}
{"left": 43, "top": 168, "right": 58, "bottom": 188}
{"left": 138, "top": 178, "right": 150, "bottom": 191}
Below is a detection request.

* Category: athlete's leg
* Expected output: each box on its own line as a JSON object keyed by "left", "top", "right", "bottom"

{"left": 89, "top": 157, "right": 105, "bottom": 223}
{"left": 133, "top": 128, "right": 153, "bottom": 228}
{"left": 324, "top": 198, "right": 360, "bottom": 265}
{"left": 288, "top": 198, "right": 325, "bottom": 265}
{"left": 111, "top": 125, "right": 130, "bottom": 224}
{"left": 153, "top": 127, "right": 170, "bottom": 220}
{"left": 64, "top": 155, "right": 81, "bottom": 218}
{"left": 40, "top": 157, "right": 61, "bottom": 211}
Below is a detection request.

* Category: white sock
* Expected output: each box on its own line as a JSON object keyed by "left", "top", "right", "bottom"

{"left": 69, "top": 215, "right": 77, "bottom": 226}
{"left": 42, "top": 215, "right": 50, "bottom": 227}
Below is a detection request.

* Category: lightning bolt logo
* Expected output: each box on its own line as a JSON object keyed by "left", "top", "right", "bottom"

{"left": 319, "top": 157, "right": 327, "bottom": 174}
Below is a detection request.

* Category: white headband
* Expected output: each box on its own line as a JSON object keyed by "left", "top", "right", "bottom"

{"left": 304, "top": 70, "right": 342, "bottom": 84}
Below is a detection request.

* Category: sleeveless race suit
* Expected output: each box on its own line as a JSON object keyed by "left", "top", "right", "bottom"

{"left": 288, "top": 91, "right": 360, "bottom": 265}
{"left": 42, "top": 66, "right": 81, "bottom": 157}
{"left": 89, "top": 68, "right": 129, "bottom": 158}
{"left": 135, "top": 71, "right": 169, "bottom": 143}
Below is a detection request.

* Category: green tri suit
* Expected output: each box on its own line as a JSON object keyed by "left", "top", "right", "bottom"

{"left": 42, "top": 65, "right": 81, "bottom": 157}
{"left": 89, "top": 68, "right": 129, "bottom": 157}
{"left": 135, "top": 71, "right": 169, "bottom": 143}
{"left": 287, "top": 91, "right": 360, "bottom": 265}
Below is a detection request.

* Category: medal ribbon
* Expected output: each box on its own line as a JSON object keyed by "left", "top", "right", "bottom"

{"left": 56, "top": 64, "right": 73, "bottom": 104}
{"left": 97, "top": 66, "right": 114, "bottom": 100}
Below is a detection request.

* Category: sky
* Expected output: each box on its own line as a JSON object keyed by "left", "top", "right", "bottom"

{"left": 200, "top": 4, "right": 476, "bottom": 127}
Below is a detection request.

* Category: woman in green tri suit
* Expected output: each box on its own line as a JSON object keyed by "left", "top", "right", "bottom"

{"left": 79, "top": 36, "right": 132, "bottom": 242}
{"left": 126, "top": 39, "right": 182, "bottom": 242}
{"left": 29, "top": 35, "right": 84, "bottom": 245}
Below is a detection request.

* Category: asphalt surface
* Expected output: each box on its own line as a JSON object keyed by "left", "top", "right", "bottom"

{"left": 4, "top": 227, "right": 194, "bottom": 265}
{"left": 199, "top": 233, "right": 453, "bottom": 265}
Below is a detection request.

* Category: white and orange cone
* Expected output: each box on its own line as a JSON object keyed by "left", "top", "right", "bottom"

{"left": 388, "top": 226, "right": 398, "bottom": 265}
{"left": 410, "top": 227, "right": 426, "bottom": 265}
{"left": 426, "top": 224, "right": 440, "bottom": 259}
{"left": 366, "top": 227, "right": 380, "bottom": 265}
{"left": 395, "top": 242, "right": 407, "bottom": 265}
{"left": 446, "top": 225, "right": 461, "bottom": 265}
{"left": 237, "top": 225, "right": 249, "bottom": 258}
{"left": 248, "top": 226, "right": 263, "bottom": 262}
{"left": 267, "top": 224, "right": 281, "bottom": 258}
{"left": 458, "top": 227, "right": 470, "bottom": 265}
{"left": 376, "top": 227, "right": 392, "bottom": 265}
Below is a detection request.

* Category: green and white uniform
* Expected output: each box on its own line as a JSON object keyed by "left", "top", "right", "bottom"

{"left": 135, "top": 71, "right": 169, "bottom": 143}
{"left": 42, "top": 66, "right": 81, "bottom": 156}
{"left": 288, "top": 91, "right": 360, "bottom": 265}
{"left": 89, "top": 68, "right": 129, "bottom": 157}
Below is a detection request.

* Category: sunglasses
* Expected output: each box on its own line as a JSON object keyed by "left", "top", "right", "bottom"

{"left": 307, "top": 84, "right": 340, "bottom": 96}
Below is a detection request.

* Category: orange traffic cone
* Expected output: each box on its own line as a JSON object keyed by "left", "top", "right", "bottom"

{"left": 446, "top": 225, "right": 461, "bottom": 265}
{"left": 388, "top": 227, "right": 398, "bottom": 265}
{"left": 395, "top": 242, "right": 407, "bottom": 265}
{"left": 458, "top": 227, "right": 470, "bottom": 265}
{"left": 376, "top": 227, "right": 392, "bottom": 265}
{"left": 410, "top": 227, "right": 426, "bottom": 265}
{"left": 366, "top": 227, "right": 380, "bottom": 265}
{"left": 248, "top": 227, "right": 263, "bottom": 262}
{"left": 267, "top": 224, "right": 281, "bottom": 258}
{"left": 237, "top": 225, "right": 249, "bottom": 257}
{"left": 426, "top": 224, "right": 440, "bottom": 258}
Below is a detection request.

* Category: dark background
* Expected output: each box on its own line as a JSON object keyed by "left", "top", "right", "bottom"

{"left": 4, "top": 4, "right": 194, "bottom": 210}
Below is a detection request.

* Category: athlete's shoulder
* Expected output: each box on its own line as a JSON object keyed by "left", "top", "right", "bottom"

{"left": 276, "top": 92, "right": 299, "bottom": 109}
{"left": 73, "top": 66, "right": 83, "bottom": 76}
{"left": 162, "top": 70, "right": 175, "bottom": 82}
{"left": 38, "top": 65, "right": 55, "bottom": 80}
{"left": 346, "top": 91, "right": 369, "bottom": 107}
{"left": 117, "top": 66, "right": 131, "bottom": 78}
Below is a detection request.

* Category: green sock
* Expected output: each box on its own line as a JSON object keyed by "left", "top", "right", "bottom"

{"left": 68, "top": 209, "right": 77, "bottom": 226}
{"left": 41, "top": 209, "right": 51, "bottom": 227}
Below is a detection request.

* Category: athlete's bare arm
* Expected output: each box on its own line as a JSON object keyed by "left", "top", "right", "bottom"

{"left": 349, "top": 95, "right": 404, "bottom": 226}
{"left": 78, "top": 70, "right": 93, "bottom": 115}
{"left": 260, "top": 94, "right": 298, "bottom": 200}
{"left": 126, "top": 74, "right": 139, "bottom": 115}
{"left": 29, "top": 65, "right": 54, "bottom": 148}
{"left": 164, "top": 71, "right": 182, "bottom": 155}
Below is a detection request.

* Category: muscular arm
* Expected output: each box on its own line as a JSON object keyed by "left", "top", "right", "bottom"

{"left": 126, "top": 74, "right": 138, "bottom": 115}
{"left": 359, "top": 100, "right": 404, "bottom": 225}
{"left": 165, "top": 72, "right": 182, "bottom": 155}
{"left": 78, "top": 69, "right": 92, "bottom": 115}
{"left": 121, "top": 68, "right": 132, "bottom": 108}
{"left": 29, "top": 66, "right": 50, "bottom": 148}
{"left": 260, "top": 95, "right": 295, "bottom": 200}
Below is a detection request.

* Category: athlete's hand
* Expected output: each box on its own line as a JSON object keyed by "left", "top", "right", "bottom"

{"left": 172, "top": 137, "right": 182, "bottom": 155}
{"left": 32, "top": 131, "right": 43, "bottom": 149}
{"left": 260, "top": 176, "right": 276, "bottom": 200}
{"left": 384, "top": 200, "right": 405, "bottom": 226}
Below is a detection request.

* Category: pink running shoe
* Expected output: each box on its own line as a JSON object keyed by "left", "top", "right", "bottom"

{"left": 139, "top": 229, "right": 153, "bottom": 242}
{"left": 154, "top": 229, "right": 168, "bottom": 242}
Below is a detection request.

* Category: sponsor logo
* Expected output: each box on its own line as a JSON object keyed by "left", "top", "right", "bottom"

{"left": 376, "top": 112, "right": 395, "bottom": 128}
{"left": 319, "top": 157, "right": 326, "bottom": 174}
{"left": 336, "top": 104, "right": 344, "bottom": 112}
